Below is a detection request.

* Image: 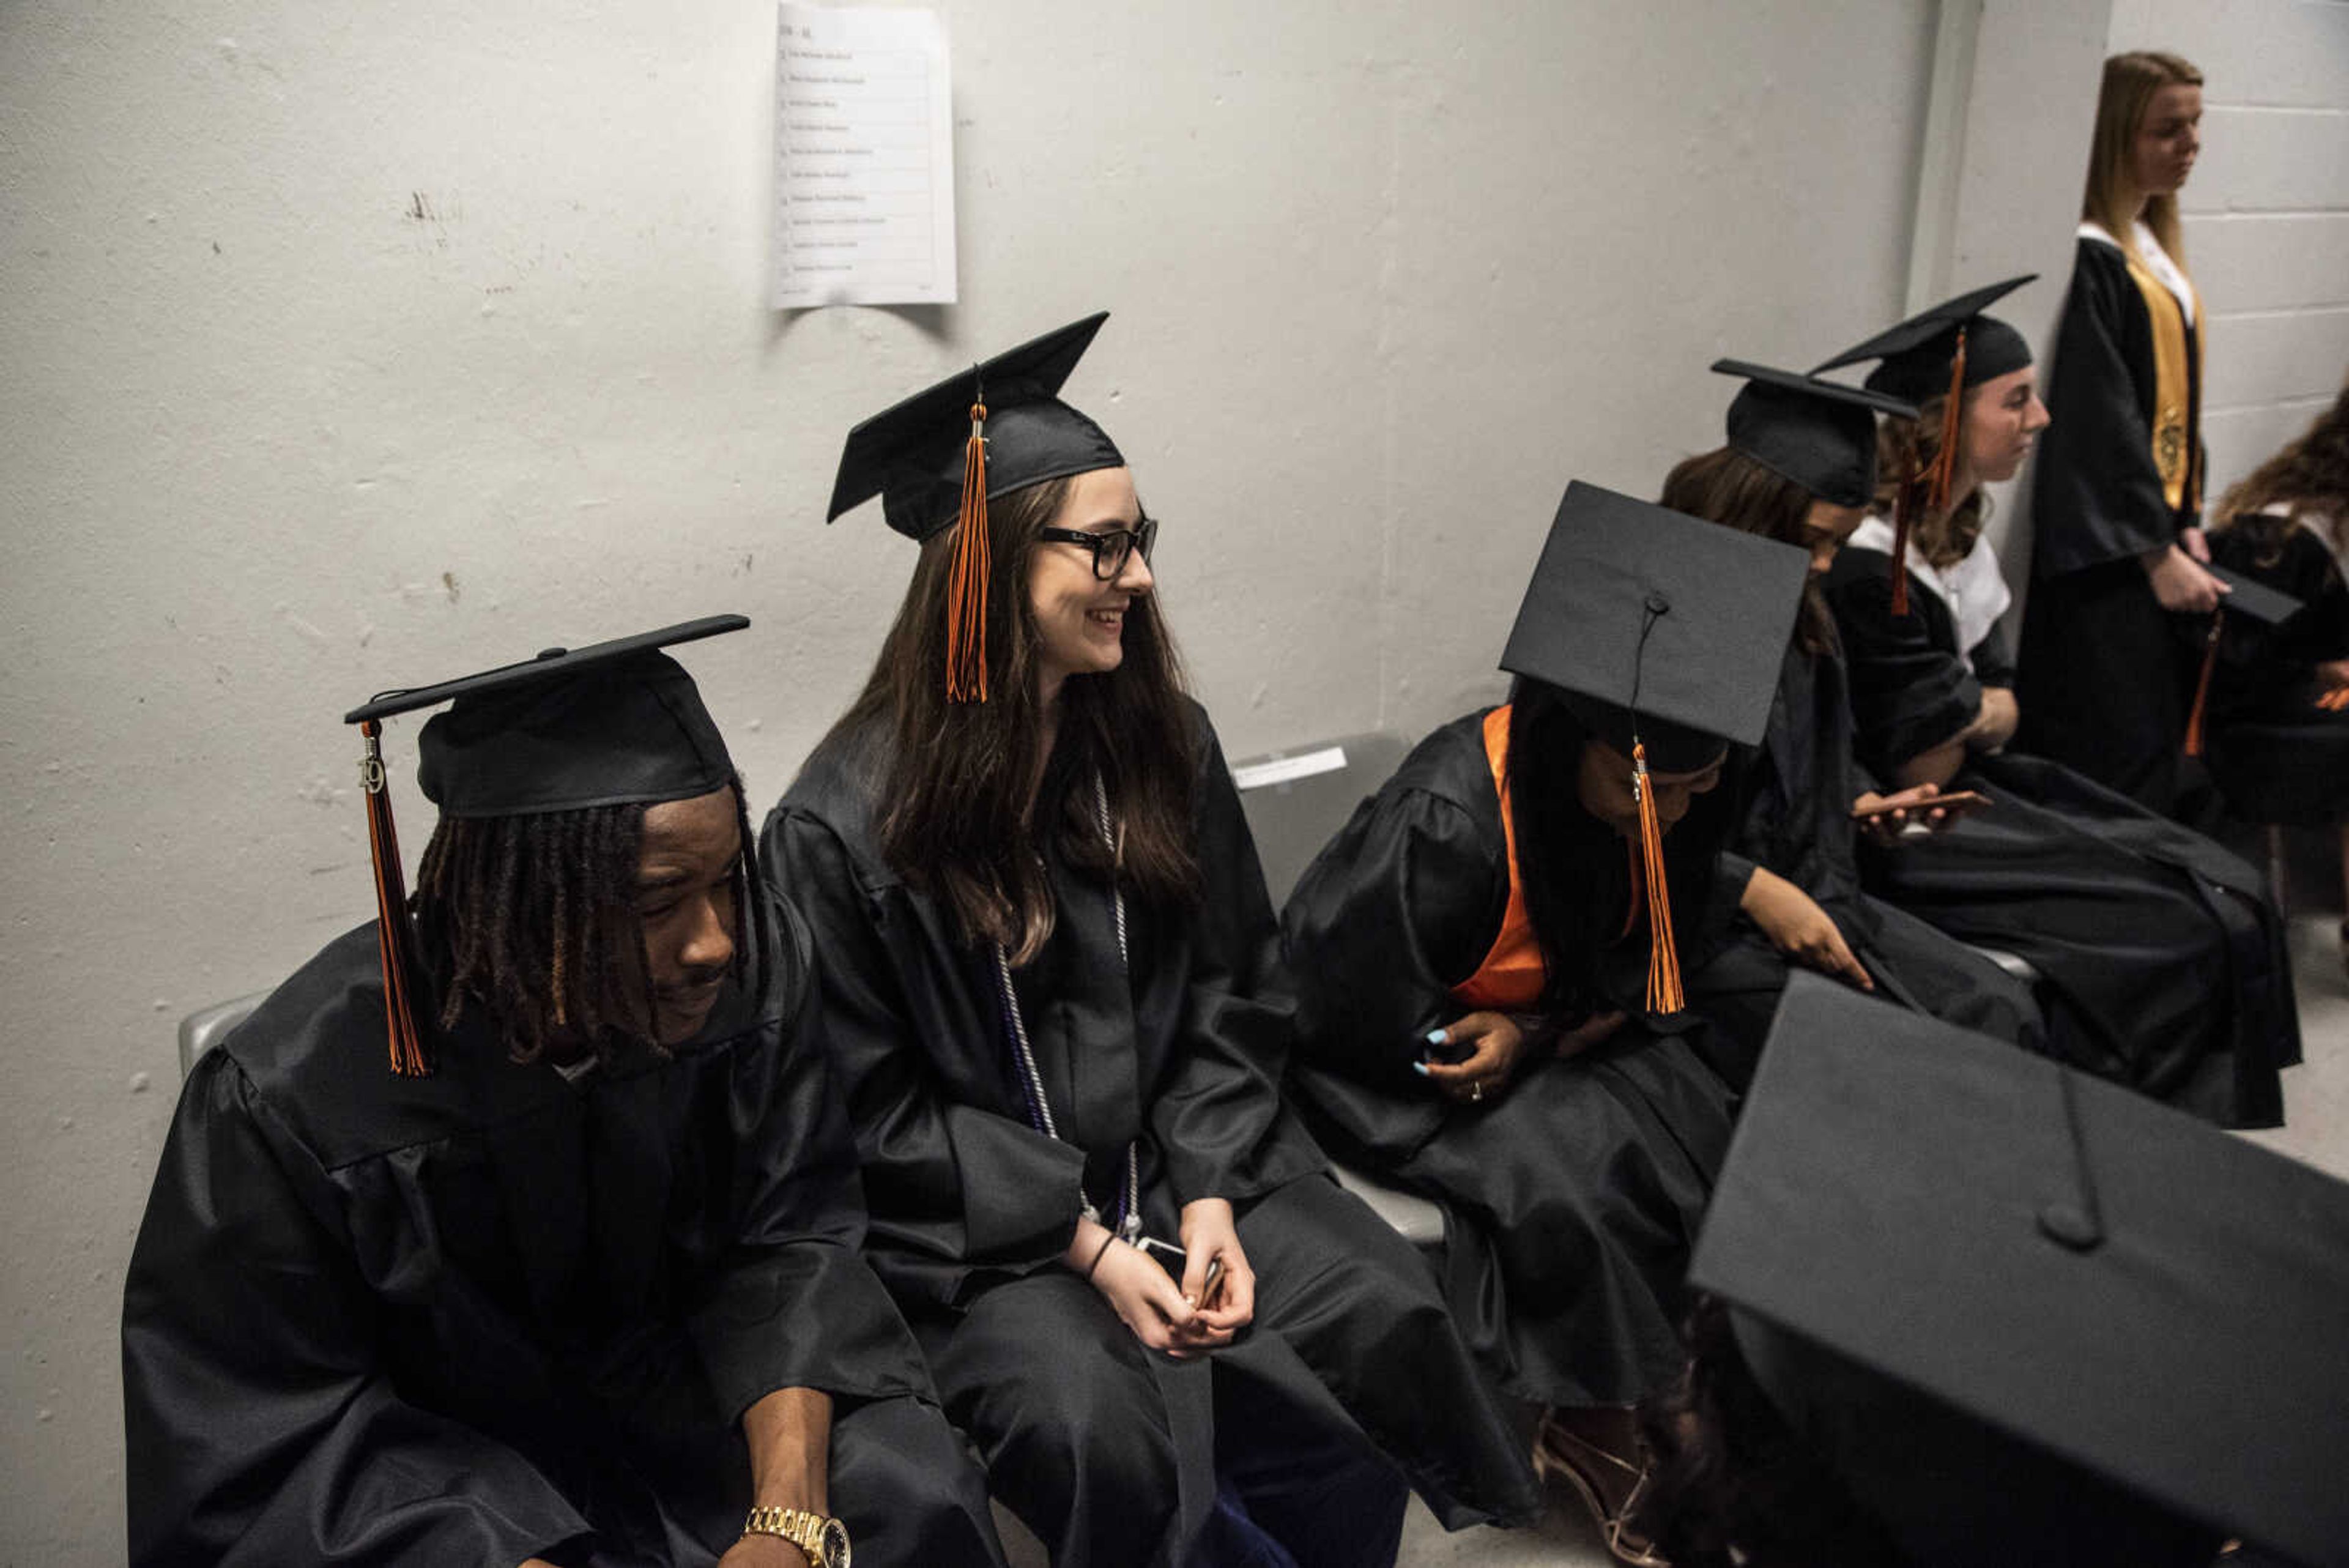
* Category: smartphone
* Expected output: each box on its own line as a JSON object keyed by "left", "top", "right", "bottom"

{"left": 1420, "top": 1031, "right": 1474, "bottom": 1066}
{"left": 1849, "top": 789, "right": 1990, "bottom": 820}
{"left": 1198, "top": 1255, "right": 1226, "bottom": 1310}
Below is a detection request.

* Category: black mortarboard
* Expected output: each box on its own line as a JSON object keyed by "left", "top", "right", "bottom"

{"left": 342, "top": 614, "right": 749, "bottom": 1074}
{"left": 1811, "top": 275, "right": 2038, "bottom": 403}
{"left": 1691, "top": 973, "right": 2349, "bottom": 1567}
{"left": 2184, "top": 567, "right": 2309, "bottom": 760}
{"left": 826, "top": 311, "right": 1124, "bottom": 541}
{"left": 1502, "top": 480, "right": 1811, "bottom": 768}
{"left": 2203, "top": 564, "right": 2306, "bottom": 628}
{"left": 1712, "top": 360, "right": 1918, "bottom": 508}
{"left": 1501, "top": 481, "right": 1812, "bottom": 1013}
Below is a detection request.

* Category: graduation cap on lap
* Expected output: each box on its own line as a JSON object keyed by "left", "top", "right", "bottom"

{"left": 2184, "top": 565, "right": 2307, "bottom": 759}
{"left": 342, "top": 614, "right": 749, "bottom": 1075}
{"left": 1500, "top": 481, "right": 1812, "bottom": 1013}
{"left": 1691, "top": 973, "right": 2349, "bottom": 1567}
{"left": 1711, "top": 360, "right": 1917, "bottom": 511}
{"left": 1809, "top": 277, "right": 2038, "bottom": 615}
{"left": 827, "top": 313, "right": 1125, "bottom": 703}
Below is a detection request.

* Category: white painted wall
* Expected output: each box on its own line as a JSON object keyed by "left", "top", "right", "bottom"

{"left": 2106, "top": 0, "right": 2349, "bottom": 495}
{"left": 0, "top": 1, "right": 2101, "bottom": 1556}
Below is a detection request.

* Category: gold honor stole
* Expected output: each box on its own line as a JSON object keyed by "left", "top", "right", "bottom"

{"left": 2120, "top": 250, "right": 2202, "bottom": 515}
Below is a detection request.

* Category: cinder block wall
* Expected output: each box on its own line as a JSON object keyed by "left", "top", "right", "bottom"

{"left": 2107, "top": 0, "right": 2349, "bottom": 494}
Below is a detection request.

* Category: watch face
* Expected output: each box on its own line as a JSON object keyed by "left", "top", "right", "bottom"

{"left": 821, "top": 1518, "right": 851, "bottom": 1568}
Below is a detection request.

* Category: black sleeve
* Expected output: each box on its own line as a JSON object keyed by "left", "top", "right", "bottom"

{"left": 122, "top": 1055, "right": 591, "bottom": 1568}
{"left": 1972, "top": 612, "right": 2019, "bottom": 690}
{"left": 683, "top": 899, "right": 933, "bottom": 1420}
{"left": 1146, "top": 726, "right": 1328, "bottom": 1205}
{"left": 1282, "top": 775, "right": 1505, "bottom": 1094}
{"left": 762, "top": 809, "right": 1089, "bottom": 1306}
{"left": 2032, "top": 241, "right": 2183, "bottom": 578}
{"left": 1825, "top": 550, "right": 1981, "bottom": 778}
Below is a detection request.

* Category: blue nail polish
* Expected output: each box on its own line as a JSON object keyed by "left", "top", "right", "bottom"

{"left": 1425, "top": 1029, "right": 1447, "bottom": 1044}
{"left": 1410, "top": 1060, "right": 1430, "bottom": 1076}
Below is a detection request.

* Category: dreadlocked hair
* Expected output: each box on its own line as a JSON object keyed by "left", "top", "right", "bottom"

{"left": 411, "top": 782, "right": 765, "bottom": 1065}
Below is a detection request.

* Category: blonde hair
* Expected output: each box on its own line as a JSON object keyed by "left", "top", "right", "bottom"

{"left": 2082, "top": 51, "right": 2203, "bottom": 266}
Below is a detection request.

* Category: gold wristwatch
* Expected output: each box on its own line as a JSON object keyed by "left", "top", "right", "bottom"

{"left": 743, "top": 1504, "right": 852, "bottom": 1567}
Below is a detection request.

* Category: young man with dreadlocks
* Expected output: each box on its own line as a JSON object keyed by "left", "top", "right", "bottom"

{"left": 122, "top": 619, "right": 1007, "bottom": 1568}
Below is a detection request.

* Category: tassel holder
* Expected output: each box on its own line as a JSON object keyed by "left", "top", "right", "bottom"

{"left": 1631, "top": 740, "right": 1686, "bottom": 1015}
{"left": 944, "top": 399, "right": 992, "bottom": 704}
{"left": 2183, "top": 610, "right": 2223, "bottom": 759}
{"left": 360, "top": 719, "right": 431, "bottom": 1076}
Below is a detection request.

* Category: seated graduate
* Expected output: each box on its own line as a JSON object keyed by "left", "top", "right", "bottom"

{"left": 1666, "top": 361, "right": 2044, "bottom": 1078}
{"left": 121, "top": 618, "right": 1005, "bottom": 1568}
{"left": 763, "top": 315, "right": 1540, "bottom": 1568}
{"left": 1813, "top": 280, "right": 2299, "bottom": 1128}
{"left": 1644, "top": 973, "right": 2349, "bottom": 1568}
{"left": 2202, "top": 381, "right": 2349, "bottom": 968}
{"left": 1280, "top": 481, "right": 1814, "bottom": 1566}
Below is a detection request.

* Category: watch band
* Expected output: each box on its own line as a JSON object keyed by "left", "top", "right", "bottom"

{"left": 743, "top": 1504, "right": 827, "bottom": 1565}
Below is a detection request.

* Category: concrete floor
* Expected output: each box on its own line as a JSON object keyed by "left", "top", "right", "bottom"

{"left": 1397, "top": 904, "right": 2349, "bottom": 1568}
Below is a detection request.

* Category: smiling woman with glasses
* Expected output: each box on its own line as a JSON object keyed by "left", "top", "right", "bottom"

{"left": 764, "top": 313, "right": 1540, "bottom": 1568}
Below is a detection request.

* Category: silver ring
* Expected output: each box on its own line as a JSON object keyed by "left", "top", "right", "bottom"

{"left": 1470, "top": 1082, "right": 1484, "bottom": 1102}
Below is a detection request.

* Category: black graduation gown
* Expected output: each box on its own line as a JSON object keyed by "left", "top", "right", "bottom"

{"left": 121, "top": 904, "right": 1002, "bottom": 1568}
{"left": 1685, "top": 637, "right": 2045, "bottom": 1079}
{"left": 2019, "top": 235, "right": 2208, "bottom": 816}
{"left": 1827, "top": 543, "right": 2298, "bottom": 1128}
{"left": 762, "top": 704, "right": 1540, "bottom": 1561}
{"left": 2203, "top": 523, "right": 2349, "bottom": 825}
{"left": 1280, "top": 711, "right": 1739, "bottom": 1410}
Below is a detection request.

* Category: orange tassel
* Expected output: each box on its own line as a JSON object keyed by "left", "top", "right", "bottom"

{"left": 360, "top": 720, "right": 431, "bottom": 1076}
{"left": 1893, "top": 329, "right": 1968, "bottom": 619}
{"left": 1887, "top": 472, "right": 1916, "bottom": 618}
{"left": 1924, "top": 327, "right": 1967, "bottom": 518}
{"left": 944, "top": 401, "right": 992, "bottom": 704}
{"left": 1632, "top": 741, "right": 1685, "bottom": 1015}
{"left": 2183, "top": 611, "right": 2222, "bottom": 759}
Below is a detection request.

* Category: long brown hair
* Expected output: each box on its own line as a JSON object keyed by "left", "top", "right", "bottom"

{"left": 1872, "top": 398, "right": 1990, "bottom": 570}
{"left": 2082, "top": 51, "right": 2203, "bottom": 266}
{"left": 831, "top": 473, "right": 1201, "bottom": 964}
{"left": 2210, "top": 379, "right": 2349, "bottom": 563}
{"left": 1660, "top": 447, "right": 1837, "bottom": 656}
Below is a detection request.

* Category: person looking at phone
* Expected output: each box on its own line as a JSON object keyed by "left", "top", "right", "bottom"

{"left": 1283, "top": 482, "right": 1818, "bottom": 1565}
{"left": 1662, "top": 361, "right": 2047, "bottom": 1083}
{"left": 1812, "top": 281, "right": 2297, "bottom": 1128}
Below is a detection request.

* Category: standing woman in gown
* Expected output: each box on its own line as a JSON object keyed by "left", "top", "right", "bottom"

{"left": 2017, "top": 50, "right": 2217, "bottom": 817}
{"left": 1669, "top": 362, "right": 2045, "bottom": 1080}
{"left": 2203, "top": 382, "right": 2349, "bottom": 972}
{"left": 763, "top": 314, "right": 1539, "bottom": 1568}
{"left": 1283, "top": 483, "right": 1817, "bottom": 1567}
{"left": 1816, "top": 281, "right": 2298, "bottom": 1128}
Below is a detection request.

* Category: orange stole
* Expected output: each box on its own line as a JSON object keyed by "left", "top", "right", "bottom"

{"left": 1449, "top": 706, "right": 1548, "bottom": 1012}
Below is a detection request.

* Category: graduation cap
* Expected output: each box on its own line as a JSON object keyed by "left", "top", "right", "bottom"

{"left": 827, "top": 313, "right": 1125, "bottom": 703}
{"left": 1809, "top": 277, "right": 2037, "bottom": 615}
{"left": 341, "top": 614, "right": 749, "bottom": 1075}
{"left": 1812, "top": 275, "right": 2038, "bottom": 402}
{"left": 1712, "top": 360, "right": 1918, "bottom": 511}
{"left": 2184, "top": 565, "right": 2307, "bottom": 759}
{"left": 1500, "top": 480, "right": 1813, "bottom": 1013}
{"left": 1691, "top": 972, "right": 2349, "bottom": 1566}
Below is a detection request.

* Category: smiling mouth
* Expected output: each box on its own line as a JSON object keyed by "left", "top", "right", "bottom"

{"left": 1086, "top": 608, "right": 1124, "bottom": 630}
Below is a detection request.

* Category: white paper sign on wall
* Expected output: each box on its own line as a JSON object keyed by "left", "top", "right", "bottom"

{"left": 771, "top": 5, "right": 957, "bottom": 308}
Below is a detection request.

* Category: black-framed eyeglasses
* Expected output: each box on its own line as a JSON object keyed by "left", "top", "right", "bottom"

{"left": 1039, "top": 517, "right": 1159, "bottom": 581}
